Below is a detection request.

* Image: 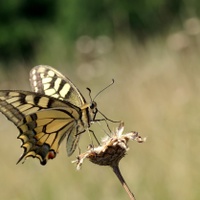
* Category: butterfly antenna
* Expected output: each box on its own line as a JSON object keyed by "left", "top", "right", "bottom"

{"left": 93, "top": 79, "right": 115, "bottom": 101}
{"left": 86, "top": 87, "right": 92, "bottom": 101}
{"left": 87, "top": 79, "right": 115, "bottom": 101}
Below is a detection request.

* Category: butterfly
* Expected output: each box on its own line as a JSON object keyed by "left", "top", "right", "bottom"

{"left": 0, "top": 65, "right": 104, "bottom": 165}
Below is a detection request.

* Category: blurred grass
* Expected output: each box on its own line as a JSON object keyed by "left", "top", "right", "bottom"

{"left": 0, "top": 28, "right": 200, "bottom": 200}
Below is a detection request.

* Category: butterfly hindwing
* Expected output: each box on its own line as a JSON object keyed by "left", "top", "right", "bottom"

{"left": 18, "top": 108, "right": 81, "bottom": 165}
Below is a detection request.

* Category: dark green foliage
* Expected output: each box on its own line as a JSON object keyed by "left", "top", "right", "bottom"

{"left": 0, "top": 0, "right": 57, "bottom": 63}
{"left": 0, "top": 0, "right": 197, "bottom": 63}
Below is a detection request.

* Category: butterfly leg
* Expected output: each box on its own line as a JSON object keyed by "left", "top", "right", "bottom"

{"left": 98, "top": 110, "right": 121, "bottom": 124}
{"left": 89, "top": 129, "right": 101, "bottom": 146}
{"left": 94, "top": 118, "right": 112, "bottom": 133}
{"left": 94, "top": 109, "right": 121, "bottom": 133}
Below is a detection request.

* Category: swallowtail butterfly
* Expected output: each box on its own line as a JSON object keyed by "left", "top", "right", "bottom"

{"left": 0, "top": 65, "right": 104, "bottom": 165}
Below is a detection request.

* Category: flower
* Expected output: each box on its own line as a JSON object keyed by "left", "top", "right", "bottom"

{"left": 73, "top": 122, "right": 146, "bottom": 170}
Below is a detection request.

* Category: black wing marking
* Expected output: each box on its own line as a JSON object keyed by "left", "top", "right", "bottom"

{"left": 30, "top": 65, "right": 86, "bottom": 107}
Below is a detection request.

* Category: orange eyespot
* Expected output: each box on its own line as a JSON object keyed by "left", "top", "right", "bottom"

{"left": 48, "top": 150, "right": 56, "bottom": 160}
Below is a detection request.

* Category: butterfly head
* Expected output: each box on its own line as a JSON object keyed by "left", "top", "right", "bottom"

{"left": 89, "top": 100, "right": 98, "bottom": 116}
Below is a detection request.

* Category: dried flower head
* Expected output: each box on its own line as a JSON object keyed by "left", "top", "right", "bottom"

{"left": 73, "top": 121, "right": 146, "bottom": 170}
{"left": 72, "top": 122, "right": 146, "bottom": 200}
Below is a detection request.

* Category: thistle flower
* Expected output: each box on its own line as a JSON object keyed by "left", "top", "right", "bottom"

{"left": 73, "top": 122, "right": 146, "bottom": 200}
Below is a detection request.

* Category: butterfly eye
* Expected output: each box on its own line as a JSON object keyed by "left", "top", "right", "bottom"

{"left": 90, "top": 101, "right": 97, "bottom": 110}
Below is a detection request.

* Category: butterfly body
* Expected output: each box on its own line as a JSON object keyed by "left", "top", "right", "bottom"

{"left": 0, "top": 65, "right": 98, "bottom": 165}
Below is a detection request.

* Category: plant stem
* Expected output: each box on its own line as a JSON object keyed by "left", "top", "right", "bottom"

{"left": 112, "top": 165, "right": 136, "bottom": 200}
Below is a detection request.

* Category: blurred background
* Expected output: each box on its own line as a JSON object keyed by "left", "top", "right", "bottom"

{"left": 0, "top": 0, "right": 200, "bottom": 200}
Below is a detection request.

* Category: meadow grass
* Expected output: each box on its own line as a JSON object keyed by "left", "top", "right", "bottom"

{"left": 0, "top": 32, "right": 200, "bottom": 200}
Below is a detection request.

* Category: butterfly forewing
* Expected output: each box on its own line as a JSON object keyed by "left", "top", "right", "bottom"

{"left": 0, "top": 91, "right": 46, "bottom": 125}
{"left": 0, "top": 90, "right": 83, "bottom": 164}
{"left": 30, "top": 65, "right": 86, "bottom": 107}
